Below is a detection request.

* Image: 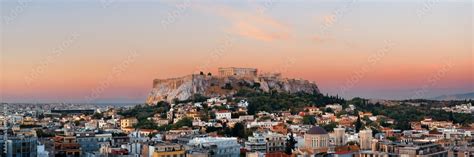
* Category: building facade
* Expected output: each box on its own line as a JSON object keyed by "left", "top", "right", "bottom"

{"left": 218, "top": 67, "right": 258, "bottom": 77}
{"left": 245, "top": 131, "right": 286, "bottom": 153}
{"left": 188, "top": 137, "right": 240, "bottom": 157}
{"left": 362, "top": 140, "right": 448, "bottom": 157}
{"left": 75, "top": 132, "right": 112, "bottom": 154}
{"left": 245, "top": 133, "right": 266, "bottom": 152}
{"left": 120, "top": 117, "right": 138, "bottom": 129}
{"left": 359, "top": 129, "right": 373, "bottom": 150}
{"left": 54, "top": 135, "right": 82, "bottom": 157}
{"left": 333, "top": 127, "right": 346, "bottom": 146}
{"left": 265, "top": 132, "right": 286, "bottom": 152}
{"left": 304, "top": 126, "right": 330, "bottom": 153}
{"left": 153, "top": 143, "right": 186, "bottom": 157}
{"left": 1, "top": 136, "right": 38, "bottom": 157}
{"left": 215, "top": 111, "right": 232, "bottom": 120}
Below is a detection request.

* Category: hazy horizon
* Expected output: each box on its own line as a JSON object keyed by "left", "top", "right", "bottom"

{"left": 1, "top": 0, "right": 472, "bottom": 103}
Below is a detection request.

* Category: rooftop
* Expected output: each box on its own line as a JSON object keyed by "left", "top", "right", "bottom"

{"left": 307, "top": 126, "right": 328, "bottom": 135}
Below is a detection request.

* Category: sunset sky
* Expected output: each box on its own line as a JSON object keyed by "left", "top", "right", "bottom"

{"left": 1, "top": 0, "right": 472, "bottom": 103}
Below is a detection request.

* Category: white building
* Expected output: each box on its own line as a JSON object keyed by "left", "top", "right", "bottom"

{"left": 326, "top": 104, "right": 343, "bottom": 113}
{"left": 247, "top": 121, "right": 279, "bottom": 129}
{"left": 245, "top": 133, "right": 266, "bottom": 152}
{"left": 188, "top": 137, "right": 240, "bottom": 157}
{"left": 331, "top": 127, "right": 346, "bottom": 146}
{"left": 245, "top": 132, "right": 286, "bottom": 153}
{"left": 207, "top": 97, "right": 227, "bottom": 104}
{"left": 359, "top": 129, "right": 373, "bottom": 150}
{"left": 37, "top": 144, "right": 50, "bottom": 157}
{"left": 98, "top": 119, "right": 108, "bottom": 129}
{"left": 85, "top": 120, "right": 98, "bottom": 130}
{"left": 438, "top": 128, "right": 472, "bottom": 139}
{"left": 238, "top": 100, "right": 249, "bottom": 108}
{"left": 263, "top": 132, "right": 286, "bottom": 152}
{"left": 239, "top": 115, "right": 254, "bottom": 121}
{"left": 215, "top": 110, "right": 232, "bottom": 120}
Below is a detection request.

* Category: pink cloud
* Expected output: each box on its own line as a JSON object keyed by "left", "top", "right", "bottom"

{"left": 235, "top": 21, "right": 289, "bottom": 41}
{"left": 198, "top": 4, "right": 291, "bottom": 41}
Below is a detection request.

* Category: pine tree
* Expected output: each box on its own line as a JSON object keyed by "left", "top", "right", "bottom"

{"left": 285, "top": 132, "right": 298, "bottom": 155}
{"left": 231, "top": 122, "right": 246, "bottom": 138}
{"left": 449, "top": 111, "right": 455, "bottom": 123}
{"left": 355, "top": 116, "right": 363, "bottom": 133}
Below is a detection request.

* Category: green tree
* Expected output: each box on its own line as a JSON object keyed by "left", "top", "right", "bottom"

{"left": 210, "top": 112, "right": 216, "bottom": 119}
{"left": 148, "top": 133, "right": 157, "bottom": 139}
{"left": 200, "top": 113, "right": 209, "bottom": 122}
{"left": 395, "top": 119, "right": 411, "bottom": 131}
{"left": 380, "top": 119, "right": 391, "bottom": 128}
{"left": 247, "top": 103, "right": 257, "bottom": 115}
{"left": 324, "top": 107, "right": 334, "bottom": 113}
{"left": 222, "top": 83, "right": 233, "bottom": 90}
{"left": 303, "top": 115, "right": 316, "bottom": 125}
{"left": 134, "top": 119, "right": 157, "bottom": 129}
{"left": 172, "top": 98, "right": 180, "bottom": 104}
{"left": 36, "top": 129, "right": 55, "bottom": 138}
{"left": 74, "top": 120, "right": 81, "bottom": 126}
{"left": 387, "top": 136, "right": 397, "bottom": 141}
{"left": 285, "top": 132, "right": 298, "bottom": 155}
{"left": 355, "top": 116, "right": 363, "bottom": 133}
{"left": 202, "top": 103, "right": 209, "bottom": 109}
{"left": 38, "top": 114, "right": 45, "bottom": 119}
{"left": 322, "top": 122, "right": 337, "bottom": 132}
{"left": 231, "top": 122, "right": 246, "bottom": 138}
{"left": 92, "top": 112, "right": 103, "bottom": 119}
{"left": 192, "top": 94, "right": 209, "bottom": 103}
{"left": 252, "top": 83, "right": 261, "bottom": 90}
{"left": 235, "top": 89, "right": 345, "bottom": 114}
{"left": 174, "top": 117, "right": 193, "bottom": 129}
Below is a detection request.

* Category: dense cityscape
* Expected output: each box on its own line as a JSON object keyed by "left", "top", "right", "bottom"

{"left": 1, "top": 68, "right": 473, "bottom": 157}
{"left": 2, "top": 0, "right": 472, "bottom": 156}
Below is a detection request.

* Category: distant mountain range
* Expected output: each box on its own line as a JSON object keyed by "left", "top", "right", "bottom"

{"left": 431, "top": 92, "right": 474, "bottom": 100}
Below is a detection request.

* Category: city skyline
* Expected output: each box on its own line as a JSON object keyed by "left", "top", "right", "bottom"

{"left": 1, "top": 0, "right": 473, "bottom": 103}
{"left": 0, "top": 1, "right": 473, "bottom": 156}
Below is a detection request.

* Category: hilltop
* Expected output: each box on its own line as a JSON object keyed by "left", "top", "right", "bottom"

{"left": 146, "top": 68, "right": 320, "bottom": 105}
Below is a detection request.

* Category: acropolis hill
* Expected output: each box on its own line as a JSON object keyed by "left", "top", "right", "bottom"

{"left": 146, "top": 67, "right": 320, "bottom": 105}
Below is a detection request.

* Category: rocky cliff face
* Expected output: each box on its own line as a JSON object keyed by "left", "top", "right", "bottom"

{"left": 146, "top": 74, "right": 320, "bottom": 104}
